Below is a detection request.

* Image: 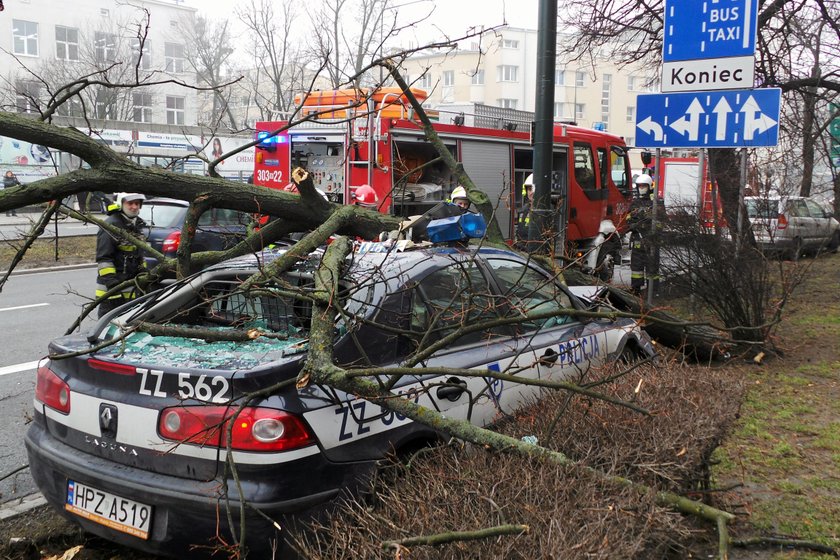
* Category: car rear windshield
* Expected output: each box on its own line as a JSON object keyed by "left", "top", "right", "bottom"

{"left": 746, "top": 198, "right": 779, "bottom": 219}
{"left": 140, "top": 203, "right": 187, "bottom": 228}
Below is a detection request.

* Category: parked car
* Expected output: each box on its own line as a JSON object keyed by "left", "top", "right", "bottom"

{"left": 745, "top": 195, "right": 840, "bottom": 259}
{"left": 139, "top": 198, "right": 253, "bottom": 270}
{"left": 26, "top": 239, "right": 656, "bottom": 557}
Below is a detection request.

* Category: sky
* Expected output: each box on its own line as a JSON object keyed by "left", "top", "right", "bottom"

{"left": 188, "top": 0, "right": 540, "bottom": 47}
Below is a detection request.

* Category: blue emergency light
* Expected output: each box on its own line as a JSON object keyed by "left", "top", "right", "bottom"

{"left": 427, "top": 212, "right": 487, "bottom": 243}
{"left": 257, "top": 131, "right": 286, "bottom": 149}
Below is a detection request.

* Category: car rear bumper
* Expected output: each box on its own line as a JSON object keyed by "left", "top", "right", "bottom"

{"left": 25, "top": 423, "right": 349, "bottom": 557}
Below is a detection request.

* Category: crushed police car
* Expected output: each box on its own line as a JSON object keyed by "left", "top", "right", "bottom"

{"left": 26, "top": 215, "right": 656, "bottom": 557}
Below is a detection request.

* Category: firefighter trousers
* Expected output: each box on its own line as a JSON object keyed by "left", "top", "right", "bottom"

{"left": 629, "top": 234, "right": 660, "bottom": 294}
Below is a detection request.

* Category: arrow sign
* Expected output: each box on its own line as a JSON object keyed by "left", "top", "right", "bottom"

{"left": 635, "top": 88, "right": 781, "bottom": 148}
{"left": 741, "top": 95, "right": 778, "bottom": 140}
{"left": 713, "top": 97, "right": 733, "bottom": 140}
{"left": 669, "top": 98, "right": 704, "bottom": 141}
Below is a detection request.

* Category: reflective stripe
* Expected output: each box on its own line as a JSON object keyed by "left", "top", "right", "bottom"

{"left": 97, "top": 262, "right": 115, "bottom": 271}
{"left": 117, "top": 245, "right": 137, "bottom": 251}
{"left": 95, "top": 289, "right": 123, "bottom": 300}
{"left": 98, "top": 267, "right": 116, "bottom": 276}
{"left": 630, "top": 272, "right": 645, "bottom": 279}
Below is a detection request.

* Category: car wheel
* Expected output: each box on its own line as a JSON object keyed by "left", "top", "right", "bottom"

{"left": 594, "top": 239, "right": 619, "bottom": 283}
{"left": 829, "top": 231, "right": 840, "bottom": 253}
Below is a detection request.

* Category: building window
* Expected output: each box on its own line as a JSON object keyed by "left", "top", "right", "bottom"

{"left": 502, "top": 39, "right": 519, "bottom": 49}
{"left": 420, "top": 72, "right": 433, "bottom": 89}
{"left": 471, "top": 70, "right": 484, "bottom": 85}
{"left": 625, "top": 136, "right": 634, "bottom": 146}
{"left": 131, "top": 38, "right": 151, "bottom": 70}
{"left": 497, "top": 65, "right": 518, "bottom": 82}
{"left": 95, "top": 89, "right": 114, "bottom": 120}
{"left": 575, "top": 103, "right": 585, "bottom": 120}
{"left": 133, "top": 92, "right": 153, "bottom": 123}
{"left": 443, "top": 70, "right": 454, "bottom": 87}
{"left": 575, "top": 71, "right": 586, "bottom": 87}
{"left": 553, "top": 102, "right": 564, "bottom": 119}
{"left": 94, "top": 32, "right": 117, "bottom": 62}
{"left": 165, "top": 42, "right": 186, "bottom": 73}
{"left": 55, "top": 26, "right": 79, "bottom": 61}
{"left": 166, "top": 95, "right": 185, "bottom": 125}
{"left": 601, "top": 73, "right": 611, "bottom": 123}
{"left": 15, "top": 81, "right": 40, "bottom": 113}
{"left": 627, "top": 75, "right": 638, "bottom": 91}
{"left": 497, "top": 98, "right": 518, "bottom": 110}
{"left": 626, "top": 106, "right": 635, "bottom": 123}
{"left": 100, "top": 8, "right": 109, "bottom": 16}
{"left": 13, "top": 20, "right": 39, "bottom": 56}
{"left": 554, "top": 69, "right": 565, "bottom": 86}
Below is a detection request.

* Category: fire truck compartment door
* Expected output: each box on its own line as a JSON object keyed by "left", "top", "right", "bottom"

{"left": 460, "top": 141, "right": 512, "bottom": 238}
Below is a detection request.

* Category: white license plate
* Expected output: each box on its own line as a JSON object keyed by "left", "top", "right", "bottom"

{"left": 65, "top": 480, "right": 152, "bottom": 540}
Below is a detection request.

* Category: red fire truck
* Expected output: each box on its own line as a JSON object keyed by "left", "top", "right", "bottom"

{"left": 253, "top": 88, "right": 635, "bottom": 278}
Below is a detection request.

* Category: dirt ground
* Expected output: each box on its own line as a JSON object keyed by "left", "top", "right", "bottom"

{"left": 1, "top": 251, "right": 838, "bottom": 559}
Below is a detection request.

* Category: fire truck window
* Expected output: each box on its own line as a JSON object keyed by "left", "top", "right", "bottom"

{"left": 573, "top": 144, "right": 597, "bottom": 191}
{"left": 598, "top": 147, "right": 609, "bottom": 191}
{"left": 610, "top": 145, "right": 631, "bottom": 196}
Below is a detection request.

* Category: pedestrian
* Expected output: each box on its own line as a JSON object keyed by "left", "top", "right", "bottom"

{"left": 449, "top": 185, "right": 470, "bottom": 211}
{"left": 516, "top": 174, "right": 535, "bottom": 242}
{"left": 95, "top": 192, "right": 148, "bottom": 317}
{"left": 3, "top": 170, "right": 20, "bottom": 216}
{"left": 628, "top": 174, "right": 661, "bottom": 296}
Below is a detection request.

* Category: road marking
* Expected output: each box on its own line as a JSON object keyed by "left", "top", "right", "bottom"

{"left": 0, "top": 303, "right": 49, "bottom": 312}
{"left": 0, "top": 360, "right": 42, "bottom": 377}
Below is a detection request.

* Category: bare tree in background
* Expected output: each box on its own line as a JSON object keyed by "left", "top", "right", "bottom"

{"left": 183, "top": 15, "right": 239, "bottom": 130}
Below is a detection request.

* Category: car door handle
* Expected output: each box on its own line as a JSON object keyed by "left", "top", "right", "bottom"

{"left": 436, "top": 377, "right": 467, "bottom": 402}
{"left": 539, "top": 348, "right": 559, "bottom": 366}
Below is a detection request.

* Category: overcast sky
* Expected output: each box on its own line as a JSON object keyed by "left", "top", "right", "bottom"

{"left": 186, "top": 0, "right": 539, "bottom": 46}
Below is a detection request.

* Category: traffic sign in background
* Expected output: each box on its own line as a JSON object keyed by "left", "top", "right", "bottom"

{"left": 635, "top": 88, "right": 781, "bottom": 148}
{"left": 663, "top": 0, "right": 758, "bottom": 62}
{"left": 831, "top": 103, "right": 840, "bottom": 168}
{"left": 662, "top": 0, "right": 758, "bottom": 92}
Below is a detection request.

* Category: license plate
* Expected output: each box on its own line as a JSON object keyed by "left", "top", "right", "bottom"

{"left": 65, "top": 480, "right": 152, "bottom": 540}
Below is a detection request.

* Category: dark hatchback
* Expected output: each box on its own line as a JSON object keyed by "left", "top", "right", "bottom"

{"left": 26, "top": 244, "right": 655, "bottom": 557}
{"left": 139, "top": 198, "right": 252, "bottom": 270}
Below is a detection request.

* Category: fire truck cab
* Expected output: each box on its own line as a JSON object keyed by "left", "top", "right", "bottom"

{"left": 253, "top": 88, "right": 634, "bottom": 278}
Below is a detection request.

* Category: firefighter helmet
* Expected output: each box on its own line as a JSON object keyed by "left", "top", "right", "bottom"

{"left": 117, "top": 192, "right": 146, "bottom": 205}
{"left": 523, "top": 174, "right": 534, "bottom": 189}
{"left": 353, "top": 185, "right": 378, "bottom": 208}
{"left": 450, "top": 186, "right": 470, "bottom": 209}
{"left": 635, "top": 174, "right": 653, "bottom": 196}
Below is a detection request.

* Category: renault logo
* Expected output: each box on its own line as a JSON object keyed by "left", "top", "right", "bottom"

{"left": 99, "top": 403, "right": 118, "bottom": 439}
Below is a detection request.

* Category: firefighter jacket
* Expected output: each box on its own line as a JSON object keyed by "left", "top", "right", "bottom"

{"left": 95, "top": 212, "right": 147, "bottom": 301}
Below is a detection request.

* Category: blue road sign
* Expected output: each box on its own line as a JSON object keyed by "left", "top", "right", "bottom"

{"left": 663, "top": 0, "right": 758, "bottom": 62}
{"left": 635, "top": 89, "right": 781, "bottom": 148}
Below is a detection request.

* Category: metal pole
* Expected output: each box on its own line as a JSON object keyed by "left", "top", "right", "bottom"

{"left": 528, "top": 0, "right": 558, "bottom": 255}
{"left": 735, "top": 148, "right": 748, "bottom": 254}
{"left": 647, "top": 148, "right": 661, "bottom": 306}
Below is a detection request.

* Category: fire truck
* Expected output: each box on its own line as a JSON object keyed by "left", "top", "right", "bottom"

{"left": 253, "top": 88, "right": 635, "bottom": 278}
{"left": 649, "top": 156, "right": 726, "bottom": 229}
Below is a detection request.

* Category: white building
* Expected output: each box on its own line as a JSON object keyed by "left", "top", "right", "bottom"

{"left": 400, "top": 27, "right": 658, "bottom": 150}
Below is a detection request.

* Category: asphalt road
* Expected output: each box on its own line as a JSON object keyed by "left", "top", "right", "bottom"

{"left": 0, "top": 266, "right": 96, "bottom": 504}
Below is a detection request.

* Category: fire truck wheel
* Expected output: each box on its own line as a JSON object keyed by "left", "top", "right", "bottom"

{"left": 595, "top": 240, "right": 620, "bottom": 282}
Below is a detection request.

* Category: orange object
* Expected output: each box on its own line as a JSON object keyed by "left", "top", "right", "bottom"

{"left": 295, "top": 88, "right": 428, "bottom": 120}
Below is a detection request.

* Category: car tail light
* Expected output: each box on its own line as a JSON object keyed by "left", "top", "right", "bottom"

{"left": 36, "top": 364, "right": 70, "bottom": 414}
{"left": 777, "top": 213, "right": 788, "bottom": 229}
{"left": 162, "top": 231, "right": 181, "bottom": 254}
{"left": 87, "top": 358, "right": 137, "bottom": 375}
{"left": 158, "top": 406, "right": 315, "bottom": 452}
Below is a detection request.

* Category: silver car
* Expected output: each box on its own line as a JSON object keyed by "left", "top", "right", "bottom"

{"left": 745, "top": 196, "right": 840, "bottom": 258}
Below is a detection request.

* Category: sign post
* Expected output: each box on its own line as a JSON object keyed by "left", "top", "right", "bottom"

{"left": 830, "top": 103, "right": 840, "bottom": 168}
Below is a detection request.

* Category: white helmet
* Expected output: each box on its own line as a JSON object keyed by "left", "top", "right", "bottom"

{"left": 635, "top": 174, "right": 652, "bottom": 195}
{"left": 523, "top": 174, "right": 534, "bottom": 189}
{"left": 450, "top": 186, "right": 468, "bottom": 201}
{"left": 117, "top": 192, "right": 146, "bottom": 206}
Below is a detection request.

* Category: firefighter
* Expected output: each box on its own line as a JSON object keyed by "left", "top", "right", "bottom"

{"left": 516, "top": 174, "right": 535, "bottom": 242}
{"left": 95, "top": 192, "right": 148, "bottom": 317}
{"left": 352, "top": 184, "right": 379, "bottom": 209}
{"left": 628, "top": 174, "right": 660, "bottom": 295}
{"left": 449, "top": 185, "right": 470, "bottom": 211}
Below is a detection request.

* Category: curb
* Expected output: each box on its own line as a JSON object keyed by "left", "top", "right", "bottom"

{"left": 0, "top": 493, "right": 47, "bottom": 522}
{"left": 10, "top": 262, "right": 96, "bottom": 276}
